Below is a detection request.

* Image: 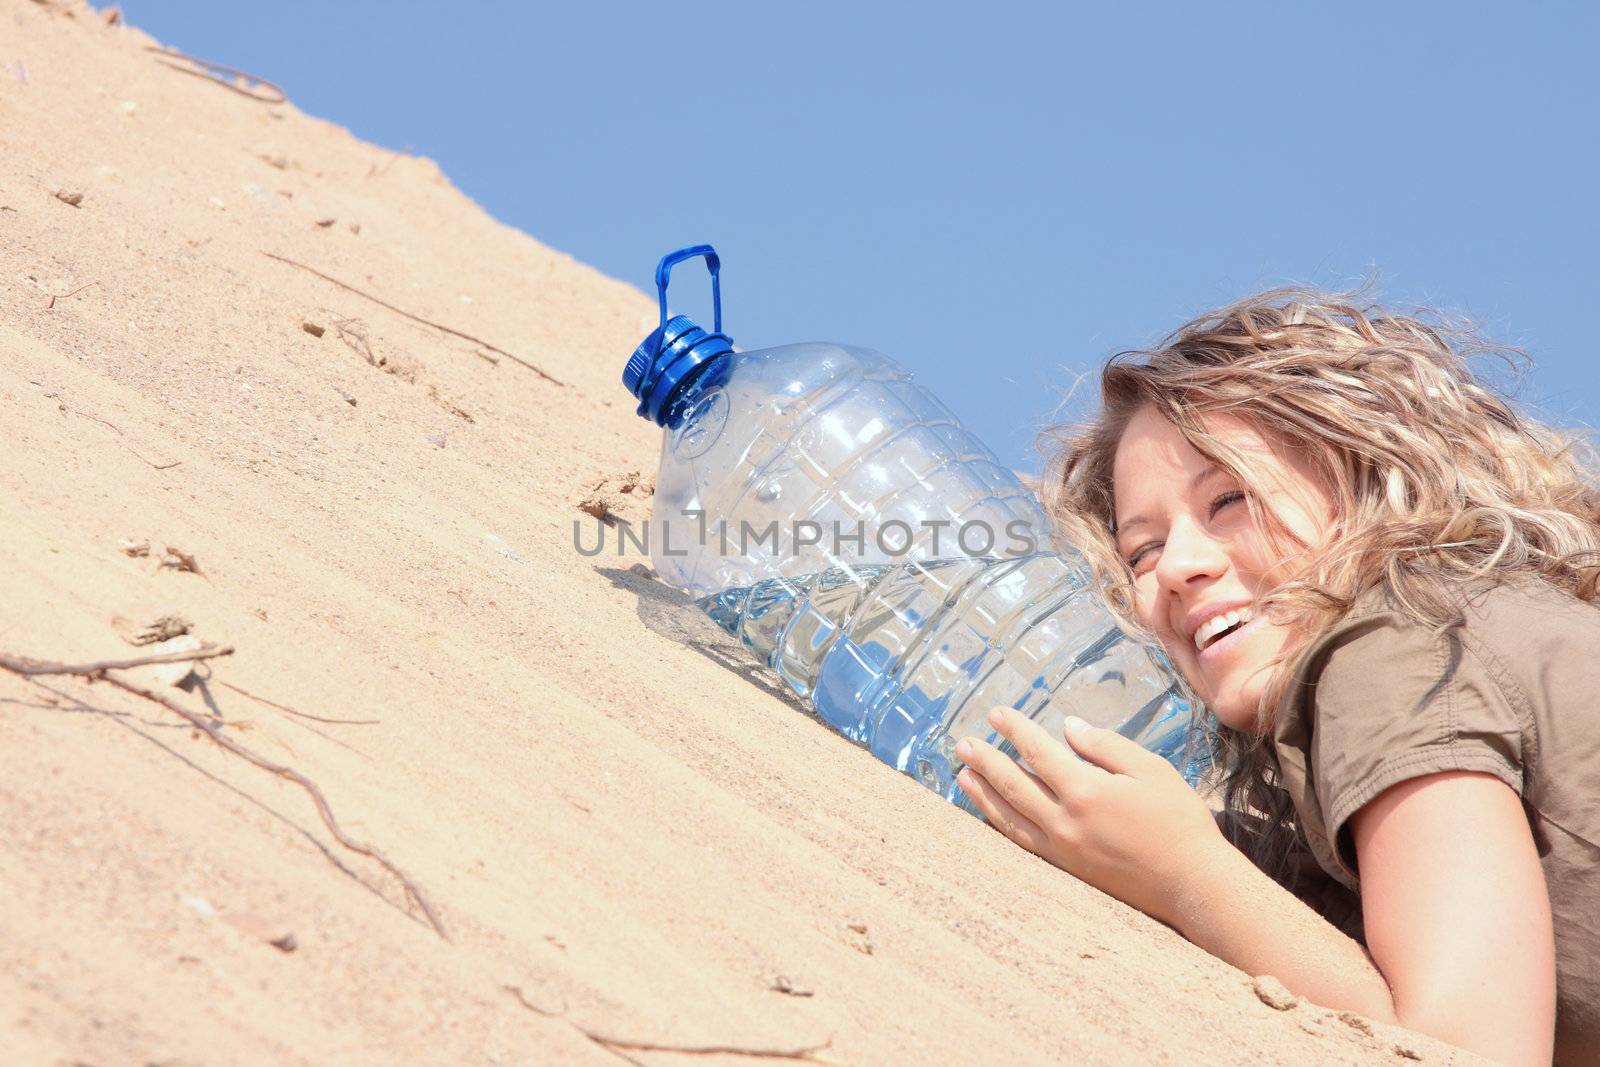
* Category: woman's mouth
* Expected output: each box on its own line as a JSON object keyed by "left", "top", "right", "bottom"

{"left": 1194, "top": 606, "right": 1259, "bottom": 659}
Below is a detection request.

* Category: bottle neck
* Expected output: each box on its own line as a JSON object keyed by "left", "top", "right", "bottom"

{"left": 662, "top": 353, "right": 732, "bottom": 429}
{"left": 625, "top": 314, "right": 735, "bottom": 427}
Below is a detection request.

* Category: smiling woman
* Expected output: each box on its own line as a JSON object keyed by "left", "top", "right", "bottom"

{"left": 1109, "top": 404, "right": 1337, "bottom": 730}
{"left": 956, "top": 289, "right": 1600, "bottom": 1065}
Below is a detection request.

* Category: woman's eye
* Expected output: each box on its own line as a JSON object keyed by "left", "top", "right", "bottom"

{"left": 1209, "top": 490, "right": 1245, "bottom": 518}
{"left": 1126, "top": 543, "right": 1160, "bottom": 571}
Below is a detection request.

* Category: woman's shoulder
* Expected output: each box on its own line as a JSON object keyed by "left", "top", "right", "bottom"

{"left": 1275, "top": 579, "right": 1536, "bottom": 760}
{"left": 1271, "top": 579, "right": 1537, "bottom": 872}
{"left": 1275, "top": 574, "right": 1600, "bottom": 857}
{"left": 1457, "top": 574, "right": 1600, "bottom": 646}
{"left": 1310, "top": 575, "right": 1600, "bottom": 677}
{"left": 1335, "top": 577, "right": 1600, "bottom": 710}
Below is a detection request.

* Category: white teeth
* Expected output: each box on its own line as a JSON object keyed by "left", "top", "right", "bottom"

{"left": 1195, "top": 607, "right": 1254, "bottom": 652}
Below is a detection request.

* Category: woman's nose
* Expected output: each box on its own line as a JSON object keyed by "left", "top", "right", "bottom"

{"left": 1154, "top": 515, "right": 1228, "bottom": 593}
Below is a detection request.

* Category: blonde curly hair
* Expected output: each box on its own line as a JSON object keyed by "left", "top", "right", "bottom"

{"left": 1038, "top": 288, "right": 1600, "bottom": 877}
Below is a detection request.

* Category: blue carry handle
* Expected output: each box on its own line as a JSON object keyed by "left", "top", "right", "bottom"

{"left": 655, "top": 245, "right": 722, "bottom": 337}
{"left": 622, "top": 244, "right": 734, "bottom": 426}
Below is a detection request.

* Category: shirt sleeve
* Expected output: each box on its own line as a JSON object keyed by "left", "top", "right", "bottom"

{"left": 1306, "top": 610, "right": 1529, "bottom": 881}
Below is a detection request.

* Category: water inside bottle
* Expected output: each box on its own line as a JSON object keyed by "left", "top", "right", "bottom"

{"left": 695, "top": 555, "right": 1201, "bottom": 804}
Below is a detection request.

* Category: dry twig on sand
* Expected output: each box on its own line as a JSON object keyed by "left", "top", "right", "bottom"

{"left": 503, "top": 986, "right": 839, "bottom": 1066}
{"left": 49, "top": 398, "right": 182, "bottom": 471}
{"left": 331, "top": 315, "right": 377, "bottom": 365}
{"left": 144, "top": 45, "right": 287, "bottom": 104}
{"left": 261, "top": 251, "right": 566, "bottom": 385}
{"left": 0, "top": 646, "right": 447, "bottom": 939}
{"left": 219, "top": 679, "right": 380, "bottom": 726}
{"left": 0, "top": 644, "right": 234, "bottom": 677}
{"left": 161, "top": 544, "right": 204, "bottom": 577}
{"left": 44, "top": 280, "right": 97, "bottom": 309}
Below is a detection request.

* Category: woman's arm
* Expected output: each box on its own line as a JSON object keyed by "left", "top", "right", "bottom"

{"left": 1170, "top": 833, "right": 1398, "bottom": 1020}
{"left": 1347, "top": 770, "right": 1554, "bottom": 1066}
{"left": 956, "top": 710, "right": 1555, "bottom": 1065}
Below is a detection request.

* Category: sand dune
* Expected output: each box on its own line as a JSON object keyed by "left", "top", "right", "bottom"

{"left": 0, "top": 3, "right": 1472, "bottom": 1063}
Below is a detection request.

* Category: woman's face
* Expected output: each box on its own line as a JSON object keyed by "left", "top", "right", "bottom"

{"left": 1111, "top": 404, "right": 1336, "bottom": 730}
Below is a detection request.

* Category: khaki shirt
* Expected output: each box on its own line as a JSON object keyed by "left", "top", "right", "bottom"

{"left": 1273, "top": 577, "right": 1599, "bottom": 1063}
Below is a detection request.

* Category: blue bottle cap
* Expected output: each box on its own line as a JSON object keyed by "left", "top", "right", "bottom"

{"left": 623, "top": 245, "right": 735, "bottom": 427}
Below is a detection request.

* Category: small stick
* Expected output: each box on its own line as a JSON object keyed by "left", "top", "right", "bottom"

{"left": 44, "top": 280, "right": 98, "bottom": 310}
{"left": 1, "top": 651, "right": 446, "bottom": 939}
{"left": 144, "top": 46, "right": 287, "bottom": 104}
{"left": 331, "top": 316, "right": 377, "bottom": 366}
{"left": 61, "top": 406, "right": 182, "bottom": 471}
{"left": 0, "top": 644, "right": 234, "bottom": 676}
{"left": 261, "top": 251, "right": 566, "bottom": 385}
{"left": 218, "top": 680, "right": 379, "bottom": 726}
{"left": 503, "top": 986, "right": 838, "bottom": 1064}
{"left": 162, "top": 545, "right": 205, "bottom": 578}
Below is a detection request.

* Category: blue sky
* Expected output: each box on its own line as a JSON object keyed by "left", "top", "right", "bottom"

{"left": 127, "top": 2, "right": 1600, "bottom": 472}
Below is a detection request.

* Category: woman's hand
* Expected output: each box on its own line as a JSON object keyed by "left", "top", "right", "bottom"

{"left": 955, "top": 707, "right": 1227, "bottom": 927}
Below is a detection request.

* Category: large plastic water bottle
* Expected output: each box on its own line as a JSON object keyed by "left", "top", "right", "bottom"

{"left": 621, "top": 245, "right": 1200, "bottom": 807}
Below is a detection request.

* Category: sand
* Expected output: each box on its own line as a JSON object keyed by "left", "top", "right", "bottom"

{"left": 0, "top": 3, "right": 1477, "bottom": 1064}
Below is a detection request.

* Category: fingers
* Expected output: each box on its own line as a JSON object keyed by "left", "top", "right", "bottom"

{"left": 1062, "top": 716, "right": 1168, "bottom": 778}
{"left": 954, "top": 730, "right": 1057, "bottom": 821}
{"left": 956, "top": 763, "right": 1048, "bottom": 854}
{"left": 983, "top": 707, "right": 1078, "bottom": 791}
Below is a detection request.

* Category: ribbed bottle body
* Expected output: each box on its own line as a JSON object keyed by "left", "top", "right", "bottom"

{"left": 647, "top": 340, "right": 1201, "bottom": 798}
{"left": 649, "top": 342, "right": 1052, "bottom": 594}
